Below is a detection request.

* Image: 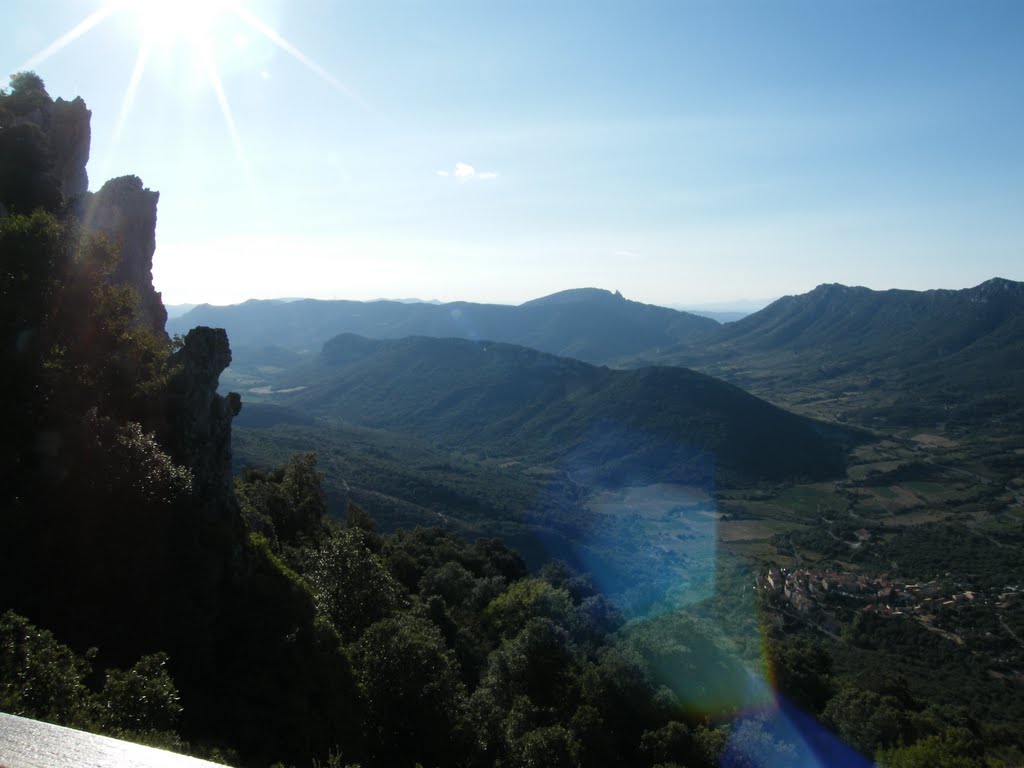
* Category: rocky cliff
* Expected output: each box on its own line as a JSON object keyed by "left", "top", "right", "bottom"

{"left": 1, "top": 79, "right": 90, "bottom": 215}
{"left": 43, "top": 96, "right": 91, "bottom": 200}
{"left": 2, "top": 76, "right": 167, "bottom": 336}
{"left": 165, "top": 326, "right": 243, "bottom": 524}
{"left": 3, "top": 96, "right": 91, "bottom": 202}
{"left": 84, "top": 175, "right": 169, "bottom": 337}
{"left": 3, "top": 76, "right": 245, "bottom": 534}
{"left": 2, "top": 78, "right": 267, "bottom": 756}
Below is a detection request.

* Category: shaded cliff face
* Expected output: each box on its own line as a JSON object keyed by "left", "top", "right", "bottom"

{"left": 43, "top": 96, "right": 91, "bottom": 200}
{"left": 3, "top": 77, "right": 246, "bottom": 562}
{"left": 0, "top": 84, "right": 90, "bottom": 215}
{"left": 1, "top": 80, "right": 280, "bottom": 757}
{"left": 165, "top": 326, "right": 243, "bottom": 522}
{"left": 0, "top": 90, "right": 91, "bottom": 203}
{"left": 84, "top": 175, "right": 169, "bottom": 337}
{"left": 1, "top": 80, "right": 166, "bottom": 338}
{"left": 20, "top": 79, "right": 245, "bottom": 526}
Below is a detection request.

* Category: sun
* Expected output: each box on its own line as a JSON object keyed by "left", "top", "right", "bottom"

{"left": 124, "top": 0, "right": 229, "bottom": 48}
{"left": 110, "top": 0, "right": 245, "bottom": 173}
{"left": 16, "top": 1, "right": 373, "bottom": 178}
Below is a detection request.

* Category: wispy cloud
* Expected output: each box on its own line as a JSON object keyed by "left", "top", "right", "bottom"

{"left": 436, "top": 161, "right": 499, "bottom": 181}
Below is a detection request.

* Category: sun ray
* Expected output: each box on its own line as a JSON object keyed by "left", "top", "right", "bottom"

{"left": 17, "top": 1, "right": 123, "bottom": 71}
{"left": 222, "top": 1, "right": 381, "bottom": 119}
{"left": 196, "top": 35, "right": 250, "bottom": 179}
{"left": 99, "top": 32, "right": 155, "bottom": 181}
{"left": 13, "top": 1, "right": 380, "bottom": 182}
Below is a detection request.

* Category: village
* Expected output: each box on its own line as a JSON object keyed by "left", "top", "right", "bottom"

{"left": 755, "top": 566, "right": 1021, "bottom": 635}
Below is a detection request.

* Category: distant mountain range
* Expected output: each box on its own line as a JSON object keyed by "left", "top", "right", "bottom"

{"left": 649, "top": 278, "right": 1024, "bottom": 429}
{"left": 168, "top": 288, "right": 719, "bottom": 365}
{"left": 218, "top": 276, "right": 1023, "bottom": 588}
{"left": 174, "top": 277, "right": 1024, "bottom": 431}
{"left": 164, "top": 303, "right": 199, "bottom": 319}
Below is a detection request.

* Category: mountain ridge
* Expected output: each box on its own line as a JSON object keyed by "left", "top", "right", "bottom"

{"left": 184, "top": 277, "right": 1024, "bottom": 429}
{"left": 647, "top": 276, "right": 1024, "bottom": 428}
{"left": 168, "top": 288, "right": 719, "bottom": 364}
{"left": 250, "top": 332, "right": 867, "bottom": 487}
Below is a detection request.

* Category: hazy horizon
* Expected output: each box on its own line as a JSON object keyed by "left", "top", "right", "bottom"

{"left": 162, "top": 273, "right": 1021, "bottom": 314}
{"left": 163, "top": 285, "right": 780, "bottom": 309}
{"left": 5, "top": 1, "right": 1022, "bottom": 306}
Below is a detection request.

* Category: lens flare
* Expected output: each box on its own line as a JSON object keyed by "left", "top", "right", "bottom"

{"left": 521, "top": 422, "right": 875, "bottom": 764}
{"left": 16, "top": 2, "right": 121, "bottom": 72}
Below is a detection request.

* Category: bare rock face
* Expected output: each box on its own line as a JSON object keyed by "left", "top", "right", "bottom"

{"left": 85, "top": 175, "right": 169, "bottom": 337}
{"left": 0, "top": 91, "right": 91, "bottom": 205}
{"left": 165, "top": 326, "right": 242, "bottom": 522}
{"left": 3, "top": 83, "right": 165, "bottom": 338}
{"left": 146, "top": 327, "right": 246, "bottom": 687}
{"left": 46, "top": 96, "right": 91, "bottom": 200}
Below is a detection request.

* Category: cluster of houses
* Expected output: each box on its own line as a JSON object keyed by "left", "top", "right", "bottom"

{"left": 754, "top": 566, "right": 1000, "bottom": 621}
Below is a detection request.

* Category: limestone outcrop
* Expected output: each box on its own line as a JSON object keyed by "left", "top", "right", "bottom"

{"left": 0, "top": 84, "right": 91, "bottom": 206}
{"left": 164, "top": 326, "right": 242, "bottom": 522}
{"left": 44, "top": 96, "right": 91, "bottom": 200}
{"left": 2, "top": 78, "right": 166, "bottom": 337}
{"left": 84, "top": 176, "right": 168, "bottom": 337}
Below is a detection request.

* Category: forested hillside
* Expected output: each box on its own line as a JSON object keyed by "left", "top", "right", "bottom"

{"left": 648, "top": 280, "right": 1024, "bottom": 430}
{"left": 294, "top": 333, "right": 863, "bottom": 485}
{"left": 178, "top": 275, "right": 1024, "bottom": 436}
{"left": 227, "top": 333, "right": 868, "bottom": 602}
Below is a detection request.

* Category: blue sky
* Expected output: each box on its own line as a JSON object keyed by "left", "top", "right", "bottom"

{"left": 4, "top": 0, "right": 1023, "bottom": 306}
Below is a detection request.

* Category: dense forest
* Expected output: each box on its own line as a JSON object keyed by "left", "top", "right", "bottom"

{"left": 1, "top": 75, "right": 1020, "bottom": 768}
